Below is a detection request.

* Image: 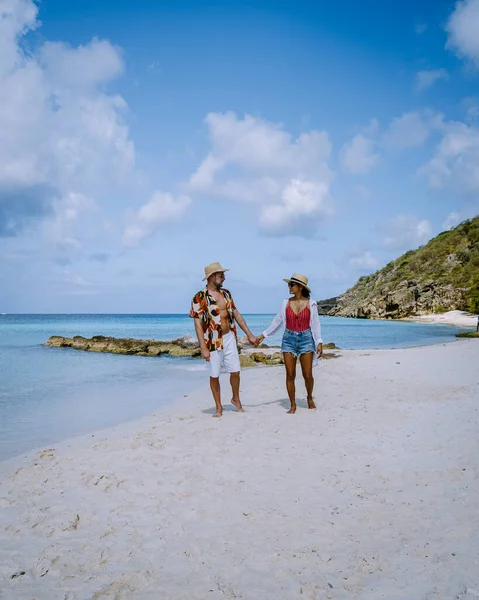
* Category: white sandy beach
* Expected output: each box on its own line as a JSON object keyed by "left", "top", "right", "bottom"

{"left": 405, "top": 309, "right": 477, "bottom": 328}
{"left": 1, "top": 340, "right": 479, "bottom": 599}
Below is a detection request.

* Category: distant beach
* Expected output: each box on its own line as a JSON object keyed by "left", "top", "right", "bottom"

{"left": 403, "top": 309, "right": 477, "bottom": 328}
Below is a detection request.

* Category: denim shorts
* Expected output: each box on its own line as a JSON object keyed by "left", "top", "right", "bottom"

{"left": 281, "top": 328, "right": 315, "bottom": 357}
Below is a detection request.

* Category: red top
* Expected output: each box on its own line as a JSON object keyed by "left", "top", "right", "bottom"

{"left": 285, "top": 303, "right": 311, "bottom": 332}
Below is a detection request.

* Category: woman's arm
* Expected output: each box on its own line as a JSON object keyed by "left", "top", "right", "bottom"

{"left": 310, "top": 303, "right": 323, "bottom": 358}
{"left": 310, "top": 301, "right": 323, "bottom": 343}
{"left": 262, "top": 306, "right": 284, "bottom": 338}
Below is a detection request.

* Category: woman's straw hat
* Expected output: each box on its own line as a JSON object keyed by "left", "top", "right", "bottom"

{"left": 202, "top": 261, "right": 229, "bottom": 281}
{"left": 283, "top": 273, "right": 311, "bottom": 293}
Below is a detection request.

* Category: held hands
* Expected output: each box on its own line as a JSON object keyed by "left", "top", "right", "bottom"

{"left": 247, "top": 333, "right": 257, "bottom": 346}
{"left": 255, "top": 334, "right": 265, "bottom": 347}
{"left": 317, "top": 343, "right": 323, "bottom": 359}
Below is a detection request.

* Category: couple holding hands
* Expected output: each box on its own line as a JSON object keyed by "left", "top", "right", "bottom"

{"left": 190, "top": 262, "right": 323, "bottom": 417}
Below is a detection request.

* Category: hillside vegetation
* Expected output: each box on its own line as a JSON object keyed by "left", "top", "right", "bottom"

{"left": 318, "top": 216, "right": 479, "bottom": 319}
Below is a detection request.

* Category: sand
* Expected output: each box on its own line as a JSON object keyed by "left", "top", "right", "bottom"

{"left": 405, "top": 309, "right": 478, "bottom": 328}
{"left": 1, "top": 339, "right": 479, "bottom": 599}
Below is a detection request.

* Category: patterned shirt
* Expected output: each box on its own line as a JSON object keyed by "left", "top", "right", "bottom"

{"left": 190, "top": 287, "right": 238, "bottom": 351}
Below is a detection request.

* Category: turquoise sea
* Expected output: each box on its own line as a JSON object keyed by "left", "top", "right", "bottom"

{"left": 0, "top": 313, "right": 469, "bottom": 461}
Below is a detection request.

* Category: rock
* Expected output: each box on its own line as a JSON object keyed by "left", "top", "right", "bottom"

{"left": 237, "top": 336, "right": 270, "bottom": 350}
{"left": 250, "top": 352, "right": 284, "bottom": 365}
{"left": 44, "top": 335, "right": 201, "bottom": 358}
{"left": 239, "top": 354, "right": 256, "bottom": 368}
{"left": 456, "top": 331, "right": 479, "bottom": 338}
{"left": 323, "top": 280, "right": 468, "bottom": 320}
{"left": 316, "top": 297, "right": 339, "bottom": 315}
{"left": 169, "top": 346, "right": 201, "bottom": 357}
{"left": 323, "top": 342, "right": 338, "bottom": 349}
{"left": 237, "top": 336, "right": 252, "bottom": 350}
{"left": 88, "top": 341, "right": 110, "bottom": 352}
{"left": 71, "top": 336, "right": 90, "bottom": 350}
{"left": 44, "top": 335, "right": 69, "bottom": 347}
{"left": 146, "top": 344, "right": 165, "bottom": 356}
{"left": 171, "top": 334, "right": 199, "bottom": 349}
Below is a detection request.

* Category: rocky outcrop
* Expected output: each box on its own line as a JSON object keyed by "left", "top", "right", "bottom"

{"left": 44, "top": 335, "right": 203, "bottom": 358}
{"left": 317, "top": 216, "right": 479, "bottom": 320}
{"left": 328, "top": 280, "right": 468, "bottom": 319}
{"left": 45, "top": 335, "right": 340, "bottom": 364}
{"left": 316, "top": 297, "right": 339, "bottom": 315}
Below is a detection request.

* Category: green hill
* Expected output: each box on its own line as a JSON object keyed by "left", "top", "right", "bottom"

{"left": 318, "top": 216, "right": 479, "bottom": 319}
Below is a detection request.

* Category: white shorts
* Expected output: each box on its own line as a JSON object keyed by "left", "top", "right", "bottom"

{"left": 209, "top": 331, "right": 241, "bottom": 378}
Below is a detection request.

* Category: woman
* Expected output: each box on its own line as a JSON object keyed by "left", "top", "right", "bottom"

{"left": 257, "top": 273, "right": 323, "bottom": 414}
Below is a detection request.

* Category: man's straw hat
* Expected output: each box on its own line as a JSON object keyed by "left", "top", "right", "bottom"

{"left": 202, "top": 261, "right": 229, "bottom": 281}
{"left": 283, "top": 273, "right": 311, "bottom": 293}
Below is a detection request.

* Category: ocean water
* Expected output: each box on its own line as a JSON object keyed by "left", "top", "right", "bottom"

{"left": 0, "top": 313, "right": 468, "bottom": 460}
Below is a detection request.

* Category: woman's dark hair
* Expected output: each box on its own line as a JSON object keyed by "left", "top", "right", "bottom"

{"left": 301, "top": 287, "right": 310, "bottom": 298}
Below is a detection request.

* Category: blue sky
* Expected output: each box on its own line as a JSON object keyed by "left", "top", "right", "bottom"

{"left": 1, "top": 0, "right": 479, "bottom": 313}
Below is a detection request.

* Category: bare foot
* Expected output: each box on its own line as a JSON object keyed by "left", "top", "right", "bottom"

{"left": 287, "top": 406, "right": 297, "bottom": 414}
{"left": 307, "top": 399, "right": 317, "bottom": 409}
{"left": 231, "top": 399, "right": 245, "bottom": 413}
{"left": 213, "top": 410, "right": 222, "bottom": 418}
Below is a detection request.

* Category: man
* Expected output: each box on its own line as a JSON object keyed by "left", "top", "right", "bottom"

{"left": 190, "top": 262, "right": 257, "bottom": 418}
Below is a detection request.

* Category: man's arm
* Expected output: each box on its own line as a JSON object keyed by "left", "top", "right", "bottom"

{"left": 194, "top": 318, "right": 210, "bottom": 362}
{"left": 233, "top": 309, "right": 257, "bottom": 345}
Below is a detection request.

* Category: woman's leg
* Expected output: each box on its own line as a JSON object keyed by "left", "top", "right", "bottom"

{"left": 299, "top": 352, "right": 315, "bottom": 409}
{"left": 283, "top": 352, "right": 297, "bottom": 413}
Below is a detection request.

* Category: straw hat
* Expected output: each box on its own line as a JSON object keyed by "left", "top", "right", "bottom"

{"left": 202, "top": 261, "right": 229, "bottom": 281}
{"left": 283, "top": 273, "right": 311, "bottom": 293}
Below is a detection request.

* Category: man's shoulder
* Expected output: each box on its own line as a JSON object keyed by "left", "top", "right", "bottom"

{"left": 192, "top": 289, "right": 207, "bottom": 301}
{"left": 222, "top": 288, "right": 234, "bottom": 299}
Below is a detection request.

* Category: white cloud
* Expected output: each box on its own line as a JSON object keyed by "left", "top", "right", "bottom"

{"left": 260, "top": 179, "right": 333, "bottom": 237}
{"left": 42, "top": 192, "right": 95, "bottom": 249}
{"left": 123, "top": 191, "right": 191, "bottom": 246}
{"left": 0, "top": 0, "right": 135, "bottom": 239}
{"left": 419, "top": 120, "right": 479, "bottom": 191}
{"left": 188, "top": 112, "right": 333, "bottom": 237}
{"left": 443, "top": 211, "right": 462, "bottom": 229}
{"left": 415, "top": 68, "right": 449, "bottom": 91}
{"left": 340, "top": 133, "right": 379, "bottom": 174}
{"left": 446, "top": 0, "right": 479, "bottom": 67}
{"left": 380, "top": 215, "right": 432, "bottom": 251}
{"left": 349, "top": 251, "right": 380, "bottom": 271}
{"left": 383, "top": 112, "right": 435, "bottom": 149}
{"left": 340, "top": 112, "right": 441, "bottom": 177}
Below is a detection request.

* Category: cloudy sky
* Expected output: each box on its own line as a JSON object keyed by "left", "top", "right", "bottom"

{"left": 1, "top": 0, "right": 479, "bottom": 313}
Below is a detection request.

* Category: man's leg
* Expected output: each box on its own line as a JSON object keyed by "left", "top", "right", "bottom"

{"left": 209, "top": 377, "right": 222, "bottom": 417}
{"left": 209, "top": 350, "right": 223, "bottom": 417}
{"left": 222, "top": 332, "right": 245, "bottom": 412}
{"left": 229, "top": 371, "right": 244, "bottom": 412}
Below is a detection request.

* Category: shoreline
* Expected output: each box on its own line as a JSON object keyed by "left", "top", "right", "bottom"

{"left": 1, "top": 341, "right": 478, "bottom": 598}
{"left": 1, "top": 334, "right": 471, "bottom": 463}
{"left": 1, "top": 337, "right": 467, "bottom": 464}
{"left": 400, "top": 309, "right": 477, "bottom": 328}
